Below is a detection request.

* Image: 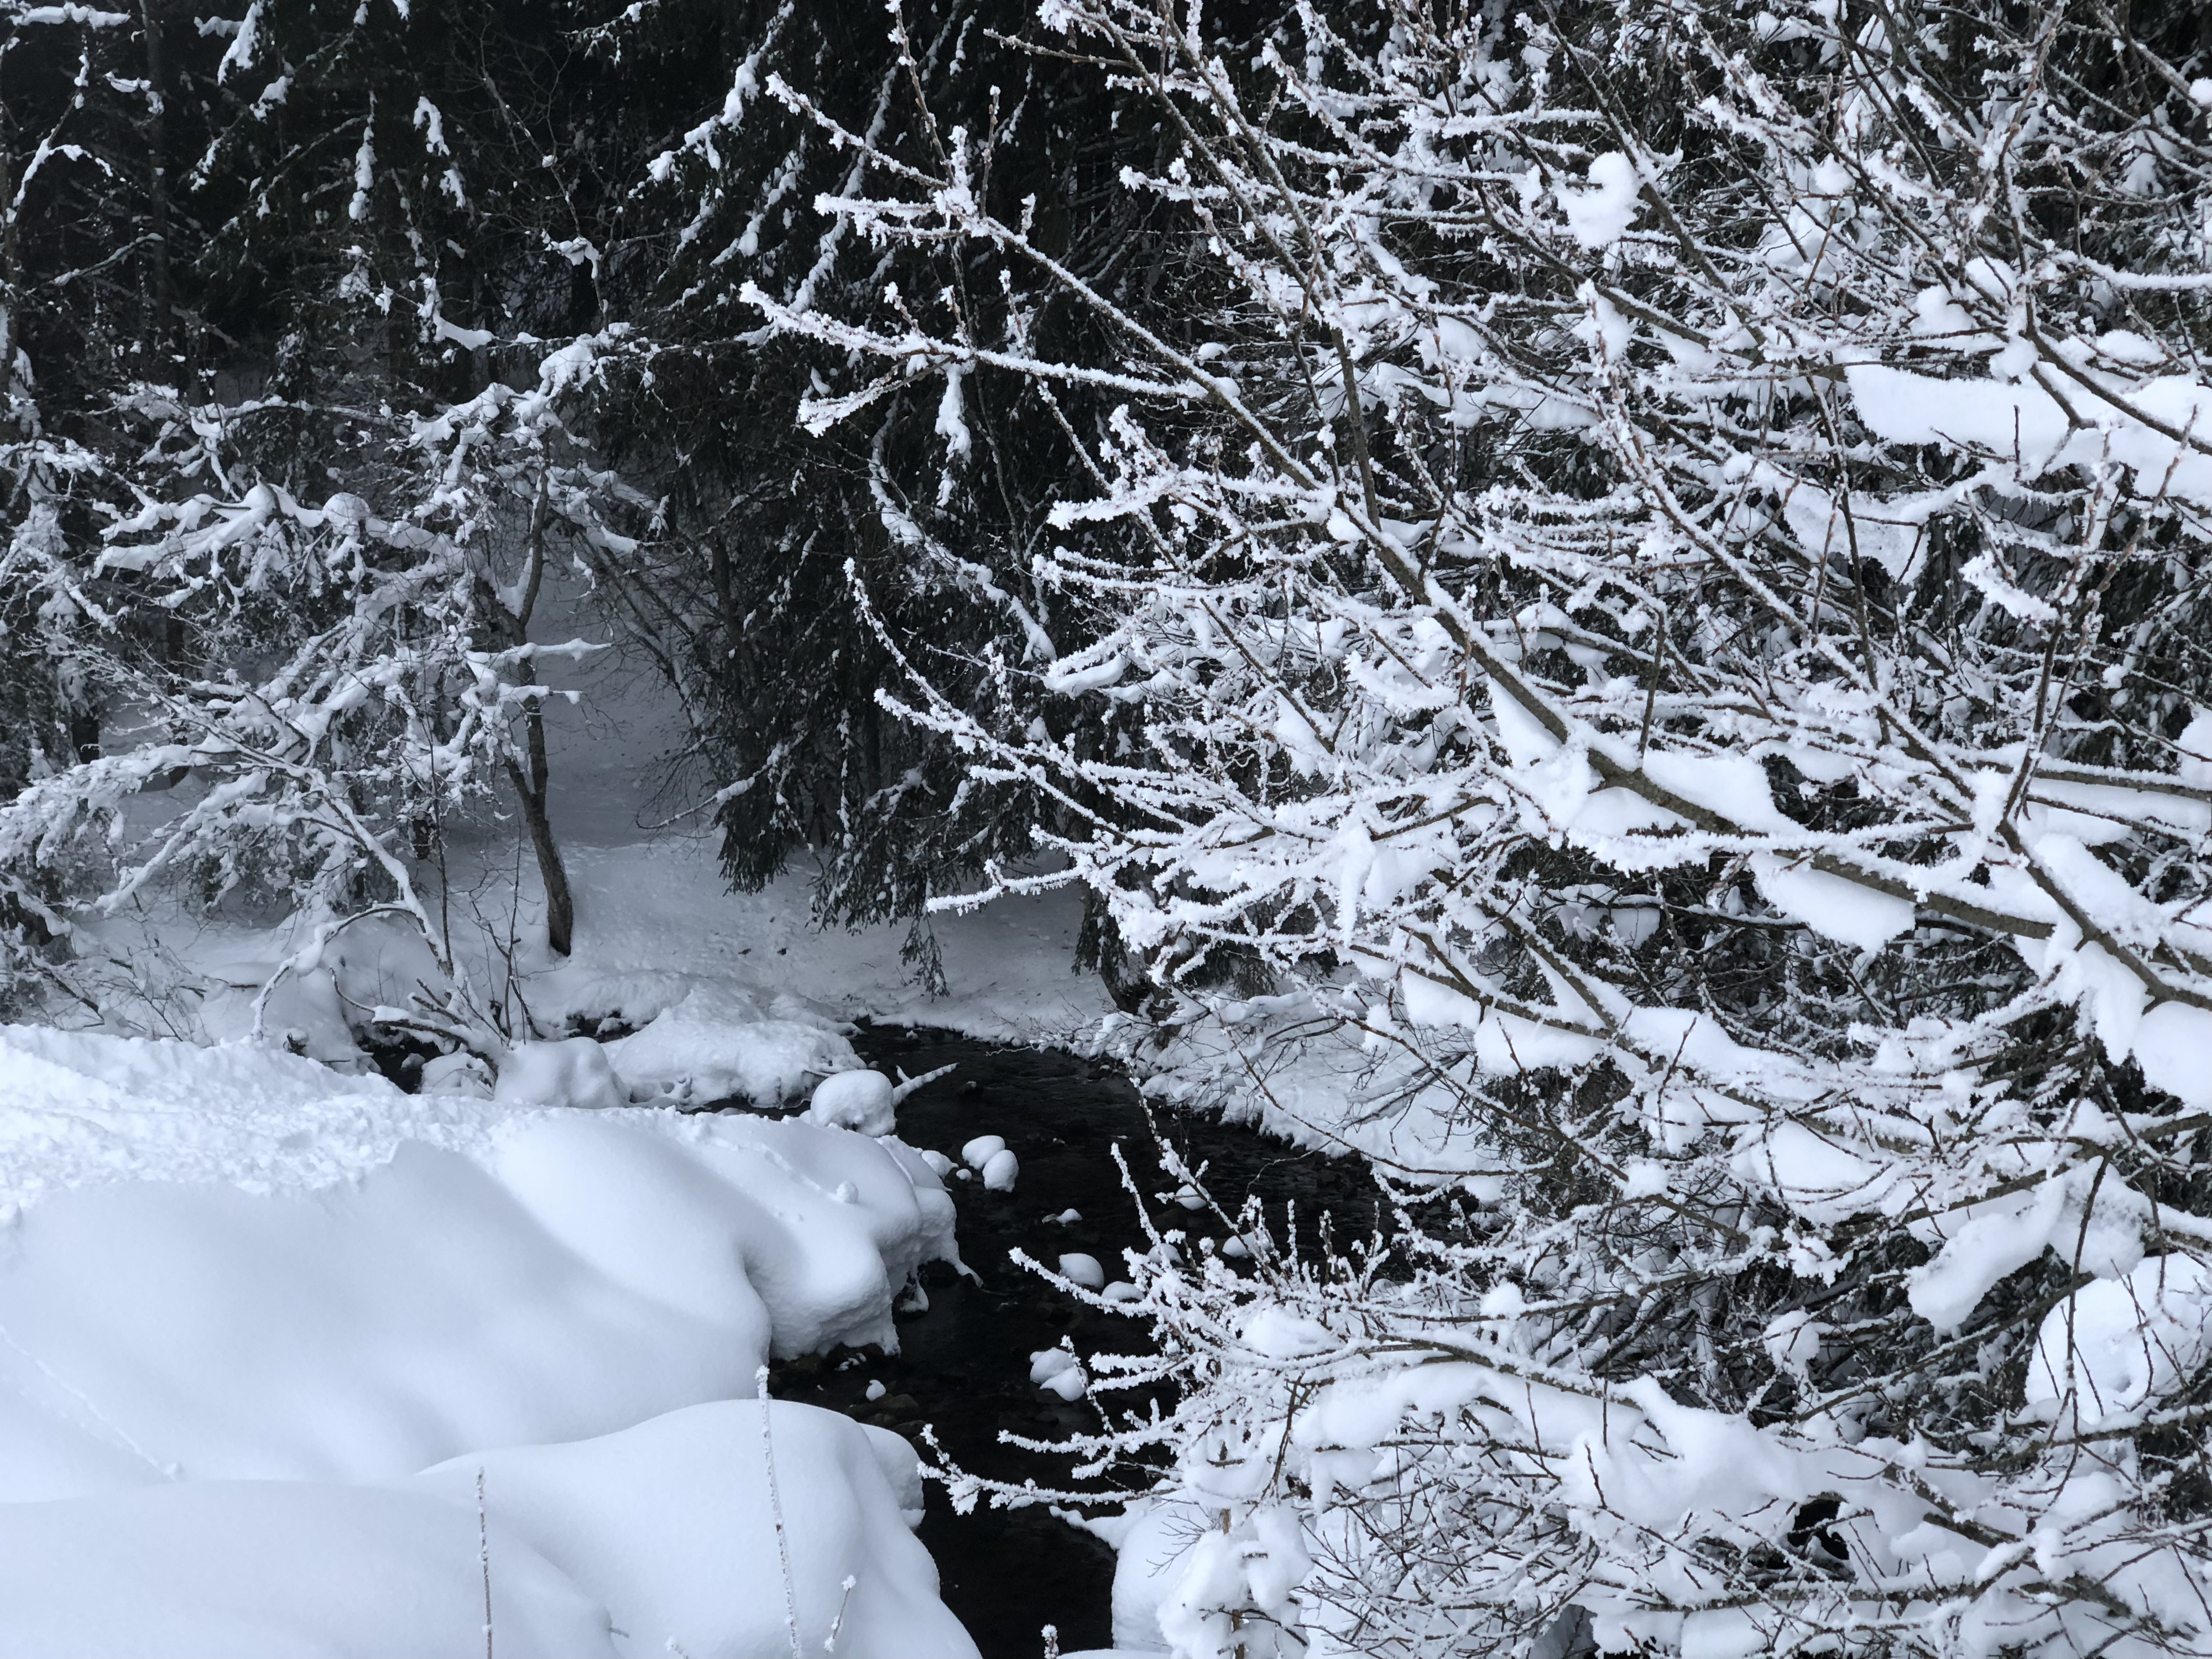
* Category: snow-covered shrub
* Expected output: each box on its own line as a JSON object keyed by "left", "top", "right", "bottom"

{"left": 765, "top": 1, "right": 2212, "bottom": 1653}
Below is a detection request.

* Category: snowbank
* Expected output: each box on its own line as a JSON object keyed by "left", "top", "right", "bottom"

{"left": 0, "top": 1401, "right": 971, "bottom": 1659}
{"left": 0, "top": 1477, "right": 618, "bottom": 1659}
{"left": 0, "top": 1022, "right": 509, "bottom": 1206}
{"left": 603, "top": 982, "right": 857, "bottom": 1106}
{"left": 0, "top": 1026, "right": 972, "bottom": 1657}
{"left": 413, "top": 1400, "right": 972, "bottom": 1659}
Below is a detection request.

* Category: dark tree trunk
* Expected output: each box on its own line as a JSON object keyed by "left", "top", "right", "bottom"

{"left": 495, "top": 486, "right": 575, "bottom": 958}
{"left": 138, "top": 0, "right": 174, "bottom": 365}
{"left": 508, "top": 742, "right": 575, "bottom": 959}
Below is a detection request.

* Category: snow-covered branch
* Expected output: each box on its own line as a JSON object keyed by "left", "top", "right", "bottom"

{"left": 766, "top": 2, "right": 2212, "bottom": 1653}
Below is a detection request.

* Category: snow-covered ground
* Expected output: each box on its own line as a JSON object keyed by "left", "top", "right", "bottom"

{"left": 539, "top": 836, "right": 1113, "bottom": 1045}
{"left": 0, "top": 1023, "right": 978, "bottom": 1657}
{"left": 61, "top": 832, "right": 1110, "bottom": 1079}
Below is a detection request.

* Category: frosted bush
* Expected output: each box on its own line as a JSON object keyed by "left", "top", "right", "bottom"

{"left": 759, "top": 1, "right": 2212, "bottom": 1655}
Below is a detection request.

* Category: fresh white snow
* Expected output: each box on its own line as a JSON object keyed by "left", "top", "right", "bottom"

{"left": 1057, "top": 1252, "right": 1107, "bottom": 1290}
{"left": 0, "top": 1400, "right": 971, "bottom": 1659}
{"left": 0, "top": 1025, "right": 973, "bottom": 1657}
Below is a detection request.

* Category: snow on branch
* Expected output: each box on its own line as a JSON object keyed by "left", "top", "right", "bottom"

{"left": 0, "top": 336, "right": 643, "bottom": 1050}
{"left": 763, "top": 1, "right": 2212, "bottom": 1653}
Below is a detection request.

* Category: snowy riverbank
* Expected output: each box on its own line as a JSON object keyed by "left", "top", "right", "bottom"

{"left": 0, "top": 1024, "right": 976, "bottom": 1658}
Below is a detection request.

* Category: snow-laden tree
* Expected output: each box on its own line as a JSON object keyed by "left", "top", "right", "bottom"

{"left": 0, "top": 0, "right": 658, "bottom": 1034}
{"left": 0, "top": 334, "right": 637, "bottom": 1043}
{"left": 0, "top": 0, "right": 204, "bottom": 1010}
{"left": 764, "top": 1, "right": 2212, "bottom": 1653}
{"left": 590, "top": 0, "right": 1211, "bottom": 974}
{"left": 1, "top": 0, "right": 188, "bottom": 796}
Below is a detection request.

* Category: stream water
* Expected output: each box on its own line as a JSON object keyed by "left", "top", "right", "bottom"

{"left": 759, "top": 1026, "right": 1381, "bottom": 1659}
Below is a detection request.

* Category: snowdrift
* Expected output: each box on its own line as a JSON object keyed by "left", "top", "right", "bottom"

{"left": 0, "top": 1025, "right": 973, "bottom": 1658}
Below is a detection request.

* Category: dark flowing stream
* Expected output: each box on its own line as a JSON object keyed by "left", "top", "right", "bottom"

{"left": 759, "top": 1026, "right": 1381, "bottom": 1659}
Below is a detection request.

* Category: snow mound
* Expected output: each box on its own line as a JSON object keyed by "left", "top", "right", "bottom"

{"left": 422, "top": 1049, "right": 495, "bottom": 1097}
{"left": 0, "top": 1099, "right": 955, "bottom": 1500}
{"left": 806, "top": 1063, "right": 957, "bottom": 1137}
{"left": 0, "top": 1400, "right": 972, "bottom": 1659}
{"left": 496, "top": 1034, "right": 628, "bottom": 1110}
{"left": 602, "top": 983, "right": 857, "bottom": 1105}
{"left": 810, "top": 1067, "right": 897, "bottom": 1134}
{"left": 253, "top": 911, "right": 452, "bottom": 1068}
{"left": 2028, "top": 1254, "right": 2212, "bottom": 1423}
{"left": 0, "top": 1026, "right": 971, "bottom": 1655}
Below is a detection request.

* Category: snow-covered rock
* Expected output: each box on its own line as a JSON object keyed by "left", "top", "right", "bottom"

{"left": 1030, "top": 1348, "right": 1087, "bottom": 1401}
{"left": 809, "top": 1068, "right": 898, "bottom": 1135}
{"left": 420, "top": 1050, "right": 494, "bottom": 1098}
{"left": 956, "top": 1134, "right": 1020, "bottom": 1192}
{"left": 495, "top": 1035, "right": 627, "bottom": 1110}
{"left": 1058, "top": 1252, "right": 1107, "bottom": 1290}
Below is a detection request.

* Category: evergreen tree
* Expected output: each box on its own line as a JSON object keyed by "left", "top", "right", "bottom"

{"left": 586, "top": 0, "right": 1261, "bottom": 981}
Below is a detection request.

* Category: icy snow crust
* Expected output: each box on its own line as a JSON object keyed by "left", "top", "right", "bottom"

{"left": 0, "top": 1025, "right": 973, "bottom": 1658}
